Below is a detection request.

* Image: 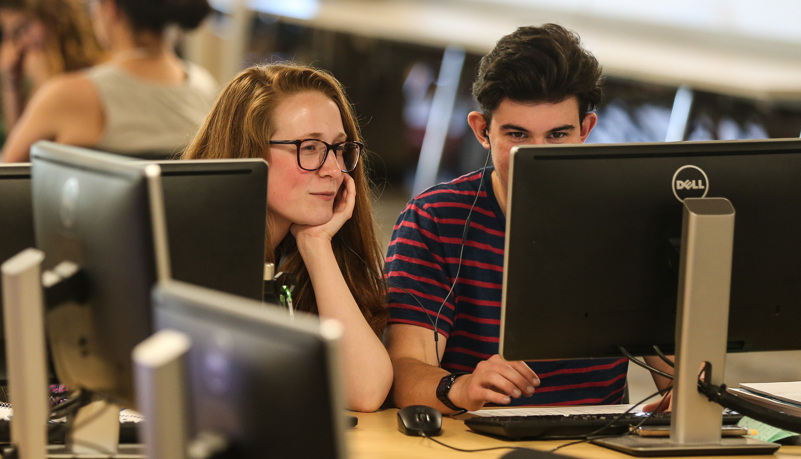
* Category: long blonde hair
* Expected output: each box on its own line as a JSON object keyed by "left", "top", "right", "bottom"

{"left": 182, "top": 63, "right": 388, "bottom": 336}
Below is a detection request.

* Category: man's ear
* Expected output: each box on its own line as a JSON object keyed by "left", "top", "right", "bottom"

{"left": 579, "top": 112, "right": 598, "bottom": 143}
{"left": 467, "top": 111, "right": 490, "bottom": 149}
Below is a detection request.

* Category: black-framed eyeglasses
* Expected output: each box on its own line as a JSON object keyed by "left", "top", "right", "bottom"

{"left": 269, "top": 139, "right": 363, "bottom": 172}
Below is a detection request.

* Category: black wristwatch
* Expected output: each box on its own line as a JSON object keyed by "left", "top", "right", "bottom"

{"left": 436, "top": 372, "right": 468, "bottom": 413}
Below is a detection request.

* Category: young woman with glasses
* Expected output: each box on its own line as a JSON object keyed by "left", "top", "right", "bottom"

{"left": 181, "top": 63, "right": 392, "bottom": 412}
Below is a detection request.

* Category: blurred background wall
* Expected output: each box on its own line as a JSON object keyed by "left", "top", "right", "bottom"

{"left": 182, "top": 0, "right": 801, "bottom": 194}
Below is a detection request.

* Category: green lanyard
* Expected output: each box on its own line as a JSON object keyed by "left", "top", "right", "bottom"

{"left": 280, "top": 284, "right": 294, "bottom": 319}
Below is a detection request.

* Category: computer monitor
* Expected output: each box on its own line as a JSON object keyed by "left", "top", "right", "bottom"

{"left": 4, "top": 143, "right": 271, "bottom": 456}
{"left": 153, "top": 159, "right": 268, "bottom": 301}
{"left": 0, "top": 156, "right": 268, "bottom": 385}
{"left": 1, "top": 141, "right": 172, "bottom": 457}
{"left": 30, "top": 141, "right": 170, "bottom": 407}
{"left": 0, "top": 164, "right": 34, "bottom": 385}
{"left": 0, "top": 164, "right": 34, "bottom": 280}
{"left": 135, "top": 280, "right": 347, "bottom": 459}
{"left": 501, "top": 138, "right": 801, "bottom": 455}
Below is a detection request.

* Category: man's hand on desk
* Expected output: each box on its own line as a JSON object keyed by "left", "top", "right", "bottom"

{"left": 449, "top": 354, "right": 540, "bottom": 411}
{"left": 643, "top": 389, "right": 673, "bottom": 412}
{"left": 641, "top": 355, "right": 674, "bottom": 412}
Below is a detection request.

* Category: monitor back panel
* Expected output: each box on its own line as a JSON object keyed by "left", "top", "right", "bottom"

{"left": 31, "top": 144, "right": 161, "bottom": 403}
{"left": 0, "top": 164, "right": 35, "bottom": 381}
{"left": 155, "top": 160, "right": 268, "bottom": 301}
{"left": 501, "top": 139, "right": 801, "bottom": 360}
{"left": 153, "top": 281, "right": 346, "bottom": 459}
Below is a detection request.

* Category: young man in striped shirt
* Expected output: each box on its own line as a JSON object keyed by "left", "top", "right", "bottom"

{"left": 385, "top": 24, "right": 667, "bottom": 414}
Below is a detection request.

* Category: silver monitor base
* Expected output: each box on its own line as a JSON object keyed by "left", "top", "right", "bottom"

{"left": 45, "top": 443, "right": 144, "bottom": 458}
{"left": 593, "top": 435, "right": 779, "bottom": 457}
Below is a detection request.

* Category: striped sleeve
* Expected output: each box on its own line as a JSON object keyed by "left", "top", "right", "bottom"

{"left": 385, "top": 193, "right": 459, "bottom": 337}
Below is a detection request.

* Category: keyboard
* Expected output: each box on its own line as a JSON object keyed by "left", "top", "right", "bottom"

{"left": 464, "top": 409, "right": 743, "bottom": 440}
{"left": 0, "top": 419, "right": 141, "bottom": 444}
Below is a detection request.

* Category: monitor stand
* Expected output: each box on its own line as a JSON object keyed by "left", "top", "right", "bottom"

{"left": 133, "top": 328, "right": 236, "bottom": 459}
{"left": 594, "top": 198, "right": 779, "bottom": 456}
{"left": 132, "top": 329, "right": 192, "bottom": 459}
{"left": 1, "top": 248, "right": 144, "bottom": 458}
{"left": 2, "top": 249, "right": 50, "bottom": 459}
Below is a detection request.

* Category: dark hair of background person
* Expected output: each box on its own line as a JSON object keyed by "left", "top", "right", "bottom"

{"left": 113, "top": 0, "right": 211, "bottom": 32}
{"left": 182, "top": 63, "right": 389, "bottom": 336}
{"left": 472, "top": 23, "right": 604, "bottom": 125}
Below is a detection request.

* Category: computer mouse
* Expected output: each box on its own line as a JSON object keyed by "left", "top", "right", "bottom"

{"left": 396, "top": 405, "right": 442, "bottom": 436}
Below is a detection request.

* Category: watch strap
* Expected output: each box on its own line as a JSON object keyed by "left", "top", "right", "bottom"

{"left": 436, "top": 372, "right": 469, "bottom": 413}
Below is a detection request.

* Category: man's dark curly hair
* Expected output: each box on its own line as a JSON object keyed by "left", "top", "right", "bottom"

{"left": 472, "top": 23, "right": 603, "bottom": 126}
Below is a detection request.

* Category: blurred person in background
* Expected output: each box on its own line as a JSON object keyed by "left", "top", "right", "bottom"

{"left": 1, "top": 0, "right": 218, "bottom": 162}
{"left": 0, "top": 0, "right": 103, "bottom": 138}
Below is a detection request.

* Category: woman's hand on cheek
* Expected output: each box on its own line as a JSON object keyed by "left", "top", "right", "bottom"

{"left": 291, "top": 174, "right": 356, "bottom": 246}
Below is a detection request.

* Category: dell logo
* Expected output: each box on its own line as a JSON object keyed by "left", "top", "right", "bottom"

{"left": 672, "top": 165, "right": 709, "bottom": 202}
{"left": 675, "top": 179, "right": 705, "bottom": 190}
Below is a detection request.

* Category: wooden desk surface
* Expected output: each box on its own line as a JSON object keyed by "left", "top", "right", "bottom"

{"left": 347, "top": 409, "right": 801, "bottom": 459}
